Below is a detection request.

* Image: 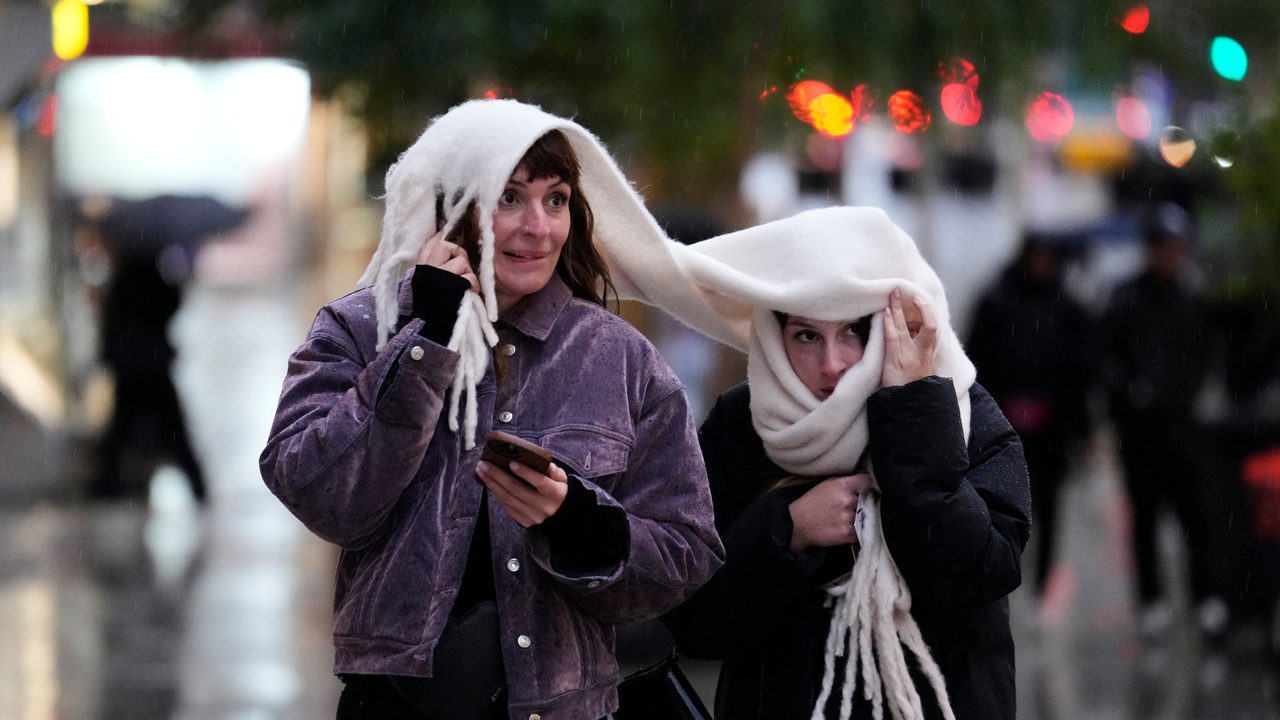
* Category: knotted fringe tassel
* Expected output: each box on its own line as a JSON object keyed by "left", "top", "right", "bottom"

{"left": 810, "top": 491, "right": 956, "bottom": 720}
{"left": 446, "top": 292, "right": 499, "bottom": 449}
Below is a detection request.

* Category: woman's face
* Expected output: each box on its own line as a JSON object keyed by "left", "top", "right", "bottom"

{"left": 491, "top": 164, "right": 573, "bottom": 314}
{"left": 782, "top": 316, "right": 867, "bottom": 400}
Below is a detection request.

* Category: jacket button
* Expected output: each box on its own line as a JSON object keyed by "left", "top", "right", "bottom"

{"left": 587, "top": 580, "right": 601, "bottom": 589}
{"left": 409, "top": 346, "right": 425, "bottom": 361}
{"left": 501, "top": 343, "right": 516, "bottom": 357}
{"left": 498, "top": 411, "right": 513, "bottom": 423}
{"left": 529, "top": 715, "right": 541, "bottom": 720}
{"left": 507, "top": 558, "right": 520, "bottom": 572}
{"left": 517, "top": 634, "right": 532, "bottom": 648}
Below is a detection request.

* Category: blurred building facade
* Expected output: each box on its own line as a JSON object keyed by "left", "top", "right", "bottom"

{"left": 0, "top": 0, "right": 384, "bottom": 501}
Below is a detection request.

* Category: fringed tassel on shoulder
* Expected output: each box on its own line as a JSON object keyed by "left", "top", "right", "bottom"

{"left": 811, "top": 492, "right": 956, "bottom": 720}
{"left": 446, "top": 292, "right": 499, "bottom": 449}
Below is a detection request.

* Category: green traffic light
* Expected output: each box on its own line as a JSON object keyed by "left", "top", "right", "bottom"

{"left": 1210, "top": 36, "right": 1247, "bottom": 81}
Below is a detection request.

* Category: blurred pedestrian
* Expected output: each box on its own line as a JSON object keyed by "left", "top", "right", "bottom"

{"left": 967, "top": 232, "right": 1096, "bottom": 605}
{"left": 612, "top": 207, "right": 1030, "bottom": 720}
{"left": 89, "top": 195, "right": 248, "bottom": 503}
{"left": 1100, "top": 202, "right": 1230, "bottom": 640}
{"left": 259, "top": 99, "right": 723, "bottom": 720}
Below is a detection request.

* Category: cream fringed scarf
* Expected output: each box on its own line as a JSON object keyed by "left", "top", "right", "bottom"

{"left": 596, "top": 207, "right": 974, "bottom": 720}
{"left": 358, "top": 99, "right": 675, "bottom": 449}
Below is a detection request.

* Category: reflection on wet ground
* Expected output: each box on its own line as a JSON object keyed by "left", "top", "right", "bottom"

{"left": 0, "top": 283, "right": 1276, "bottom": 719}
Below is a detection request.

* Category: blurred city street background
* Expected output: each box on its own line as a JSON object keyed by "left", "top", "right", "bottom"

{"left": 2, "top": 0, "right": 1280, "bottom": 718}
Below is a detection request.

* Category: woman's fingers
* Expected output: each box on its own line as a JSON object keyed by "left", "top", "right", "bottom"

{"left": 882, "top": 288, "right": 939, "bottom": 386}
{"left": 416, "top": 231, "right": 450, "bottom": 266}
{"left": 882, "top": 304, "right": 900, "bottom": 347}
{"left": 903, "top": 297, "right": 924, "bottom": 338}
{"left": 839, "top": 472, "right": 874, "bottom": 494}
{"left": 476, "top": 460, "right": 568, "bottom": 527}
{"left": 419, "top": 233, "right": 477, "bottom": 291}
{"left": 914, "top": 295, "right": 939, "bottom": 347}
{"left": 889, "top": 288, "right": 909, "bottom": 334}
{"left": 440, "top": 254, "right": 480, "bottom": 293}
{"left": 477, "top": 463, "right": 541, "bottom": 527}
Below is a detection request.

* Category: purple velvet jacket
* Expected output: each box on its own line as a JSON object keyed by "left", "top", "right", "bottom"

{"left": 260, "top": 275, "right": 724, "bottom": 720}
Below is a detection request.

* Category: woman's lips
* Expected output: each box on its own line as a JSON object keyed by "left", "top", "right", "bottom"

{"left": 503, "top": 250, "right": 544, "bottom": 263}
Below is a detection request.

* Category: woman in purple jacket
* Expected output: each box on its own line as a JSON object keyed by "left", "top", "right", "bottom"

{"left": 260, "top": 99, "right": 723, "bottom": 720}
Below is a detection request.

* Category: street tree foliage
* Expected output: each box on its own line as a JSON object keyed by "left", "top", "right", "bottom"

{"left": 178, "top": 1, "right": 1280, "bottom": 251}
{"left": 175, "top": 1, "right": 1150, "bottom": 197}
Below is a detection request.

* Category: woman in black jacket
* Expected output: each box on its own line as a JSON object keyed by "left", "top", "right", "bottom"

{"left": 650, "top": 209, "right": 1032, "bottom": 720}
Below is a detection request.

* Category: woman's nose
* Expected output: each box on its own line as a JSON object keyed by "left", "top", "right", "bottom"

{"left": 822, "top": 346, "right": 849, "bottom": 378}
{"left": 523, "top": 205, "right": 550, "bottom": 236}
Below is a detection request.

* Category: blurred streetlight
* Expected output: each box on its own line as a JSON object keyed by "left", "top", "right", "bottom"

{"left": 51, "top": 0, "right": 89, "bottom": 61}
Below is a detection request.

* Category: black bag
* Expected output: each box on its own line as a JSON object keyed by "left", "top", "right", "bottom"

{"left": 614, "top": 651, "right": 712, "bottom": 720}
{"left": 388, "top": 600, "right": 507, "bottom": 720}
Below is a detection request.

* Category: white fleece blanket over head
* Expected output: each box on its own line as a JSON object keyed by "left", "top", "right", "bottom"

{"left": 599, "top": 206, "right": 976, "bottom": 477}
{"left": 359, "top": 98, "right": 676, "bottom": 447}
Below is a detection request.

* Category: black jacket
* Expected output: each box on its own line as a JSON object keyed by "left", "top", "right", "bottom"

{"left": 666, "top": 377, "right": 1031, "bottom": 720}
{"left": 967, "top": 266, "right": 1095, "bottom": 446}
{"left": 1100, "top": 270, "right": 1211, "bottom": 424}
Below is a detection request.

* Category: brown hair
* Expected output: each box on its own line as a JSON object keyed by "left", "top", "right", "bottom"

{"left": 518, "top": 129, "right": 615, "bottom": 307}
{"left": 442, "top": 129, "right": 615, "bottom": 309}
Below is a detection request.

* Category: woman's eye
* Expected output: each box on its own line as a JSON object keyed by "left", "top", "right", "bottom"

{"left": 793, "top": 330, "right": 819, "bottom": 343}
{"left": 547, "top": 192, "right": 568, "bottom": 208}
{"left": 499, "top": 191, "right": 518, "bottom": 206}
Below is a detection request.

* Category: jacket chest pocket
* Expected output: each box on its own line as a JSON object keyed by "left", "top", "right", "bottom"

{"left": 536, "top": 426, "right": 632, "bottom": 487}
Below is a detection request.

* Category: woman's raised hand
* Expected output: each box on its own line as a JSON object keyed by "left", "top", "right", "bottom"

{"left": 788, "top": 473, "right": 874, "bottom": 552}
{"left": 417, "top": 231, "right": 479, "bottom": 294}
{"left": 881, "top": 288, "right": 937, "bottom": 387}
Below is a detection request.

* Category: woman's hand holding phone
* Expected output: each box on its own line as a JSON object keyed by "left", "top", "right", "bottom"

{"left": 476, "top": 432, "right": 568, "bottom": 527}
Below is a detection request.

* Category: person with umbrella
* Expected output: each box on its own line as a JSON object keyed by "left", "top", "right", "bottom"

{"left": 89, "top": 194, "right": 251, "bottom": 504}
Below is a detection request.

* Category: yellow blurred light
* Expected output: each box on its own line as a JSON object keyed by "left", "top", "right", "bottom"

{"left": 52, "top": 0, "right": 89, "bottom": 61}
{"left": 1060, "top": 131, "right": 1134, "bottom": 174}
{"left": 787, "top": 80, "right": 837, "bottom": 124}
{"left": 807, "top": 93, "right": 854, "bottom": 137}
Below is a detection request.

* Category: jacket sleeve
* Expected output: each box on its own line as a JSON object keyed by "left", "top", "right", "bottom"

{"left": 258, "top": 307, "right": 459, "bottom": 549}
{"left": 527, "top": 383, "right": 726, "bottom": 625}
{"left": 869, "top": 377, "right": 1031, "bottom": 616}
{"left": 663, "top": 393, "right": 838, "bottom": 659}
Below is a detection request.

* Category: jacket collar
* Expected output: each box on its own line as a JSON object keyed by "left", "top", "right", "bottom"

{"left": 499, "top": 274, "right": 572, "bottom": 341}
{"left": 394, "top": 271, "right": 572, "bottom": 342}
{"left": 395, "top": 270, "right": 414, "bottom": 318}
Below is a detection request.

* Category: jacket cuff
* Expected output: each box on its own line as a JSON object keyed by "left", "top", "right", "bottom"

{"left": 724, "top": 489, "right": 824, "bottom": 582}
{"left": 410, "top": 264, "right": 470, "bottom": 345}
{"left": 533, "top": 475, "right": 629, "bottom": 577}
{"left": 867, "top": 375, "right": 968, "bottom": 488}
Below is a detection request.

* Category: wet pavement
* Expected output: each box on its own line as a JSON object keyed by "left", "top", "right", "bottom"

{"left": 1, "top": 280, "right": 1277, "bottom": 719}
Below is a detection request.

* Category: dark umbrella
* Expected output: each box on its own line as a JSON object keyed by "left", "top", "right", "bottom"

{"left": 97, "top": 194, "right": 252, "bottom": 257}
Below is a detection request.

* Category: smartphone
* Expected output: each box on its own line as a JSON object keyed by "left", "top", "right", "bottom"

{"left": 481, "top": 431, "right": 553, "bottom": 476}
